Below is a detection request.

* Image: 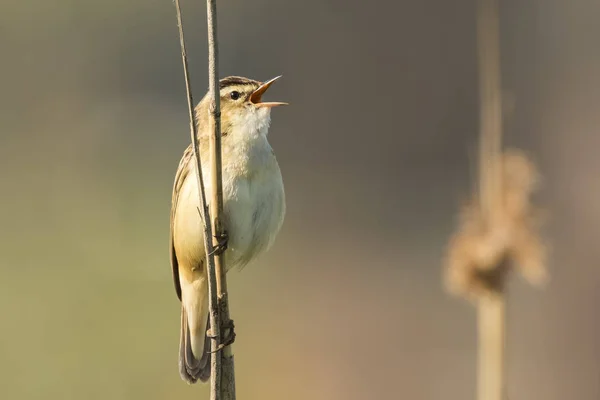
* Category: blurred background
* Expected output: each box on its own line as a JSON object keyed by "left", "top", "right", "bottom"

{"left": 1, "top": 0, "right": 599, "bottom": 399}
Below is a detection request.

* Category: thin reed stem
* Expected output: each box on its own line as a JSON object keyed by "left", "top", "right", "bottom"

{"left": 206, "top": 0, "right": 236, "bottom": 399}
{"left": 477, "top": 0, "right": 503, "bottom": 219}
{"left": 477, "top": 293, "right": 506, "bottom": 400}
{"left": 476, "top": 0, "right": 505, "bottom": 399}
{"left": 445, "top": 3, "right": 547, "bottom": 400}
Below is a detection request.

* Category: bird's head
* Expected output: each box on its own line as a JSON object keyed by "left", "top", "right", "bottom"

{"left": 195, "top": 75, "right": 287, "bottom": 138}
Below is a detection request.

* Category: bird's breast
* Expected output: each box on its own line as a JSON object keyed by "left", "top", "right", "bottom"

{"left": 221, "top": 157, "right": 285, "bottom": 269}
{"left": 174, "top": 134, "right": 285, "bottom": 271}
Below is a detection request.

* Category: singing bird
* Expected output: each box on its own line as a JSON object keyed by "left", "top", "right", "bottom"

{"left": 169, "top": 76, "right": 287, "bottom": 384}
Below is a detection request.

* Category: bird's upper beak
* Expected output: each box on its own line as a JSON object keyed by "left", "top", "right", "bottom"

{"left": 249, "top": 76, "right": 288, "bottom": 108}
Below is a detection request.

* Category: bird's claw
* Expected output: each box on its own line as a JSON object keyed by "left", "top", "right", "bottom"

{"left": 221, "top": 319, "right": 236, "bottom": 347}
{"left": 209, "top": 230, "right": 229, "bottom": 256}
{"left": 206, "top": 319, "right": 236, "bottom": 354}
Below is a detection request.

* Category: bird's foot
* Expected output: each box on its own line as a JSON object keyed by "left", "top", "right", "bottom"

{"left": 207, "top": 319, "right": 236, "bottom": 353}
{"left": 209, "top": 230, "right": 229, "bottom": 256}
{"left": 220, "top": 319, "right": 236, "bottom": 347}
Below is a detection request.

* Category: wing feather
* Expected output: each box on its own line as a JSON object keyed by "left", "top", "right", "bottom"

{"left": 170, "top": 144, "right": 194, "bottom": 301}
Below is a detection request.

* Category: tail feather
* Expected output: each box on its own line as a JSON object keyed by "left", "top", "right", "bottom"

{"left": 179, "top": 306, "right": 211, "bottom": 384}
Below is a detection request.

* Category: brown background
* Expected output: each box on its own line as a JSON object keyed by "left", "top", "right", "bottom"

{"left": 1, "top": 0, "right": 599, "bottom": 399}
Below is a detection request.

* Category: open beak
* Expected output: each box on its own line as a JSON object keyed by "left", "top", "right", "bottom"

{"left": 249, "top": 75, "right": 288, "bottom": 108}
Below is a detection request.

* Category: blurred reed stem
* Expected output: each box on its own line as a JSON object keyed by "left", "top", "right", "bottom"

{"left": 446, "top": 1, "right": 546, "bottom": 399}
{"left": 476, "top": 0, "right": 505, "bottom": 399}
{"left": 477, "top": 293, "right": 505, "bottom": 400}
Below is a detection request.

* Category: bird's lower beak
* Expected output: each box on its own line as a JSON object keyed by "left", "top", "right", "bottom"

{"left": 250, "top": 75, "right": 288, "bottom": 108}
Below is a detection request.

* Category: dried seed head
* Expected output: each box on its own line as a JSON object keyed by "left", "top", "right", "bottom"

{"left": 444, "top": 150, "right": 548, "bottom": 300}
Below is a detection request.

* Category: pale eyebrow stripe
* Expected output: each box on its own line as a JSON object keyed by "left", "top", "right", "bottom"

{"left": 220, "top": 85, "right": 248, "bottom": 95}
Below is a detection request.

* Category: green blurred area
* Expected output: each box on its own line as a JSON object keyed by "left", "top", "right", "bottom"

{"left": 1, "top": 0, "right": 600, "bottom": 399}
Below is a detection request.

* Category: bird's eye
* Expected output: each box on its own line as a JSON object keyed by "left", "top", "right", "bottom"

{"left": 230, "top": 91, "right": 240, "bottom": 100}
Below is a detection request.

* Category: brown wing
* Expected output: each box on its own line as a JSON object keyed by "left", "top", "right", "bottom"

{"left": 170, "top": 143, "right": 194, "bottom": 301}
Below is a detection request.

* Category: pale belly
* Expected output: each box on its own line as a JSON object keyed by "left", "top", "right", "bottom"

{"left": 222, "top": 165, "right": 285, "bottom": 269}
{"left": 173, "top": 160, "right": 285, "bottom": 271}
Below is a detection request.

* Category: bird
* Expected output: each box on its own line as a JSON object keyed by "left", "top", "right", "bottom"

{"left": 169, "top": 75, "right": 287, "bottom": 384}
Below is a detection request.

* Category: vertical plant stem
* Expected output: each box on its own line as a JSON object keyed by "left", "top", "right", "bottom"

{"left": 477, "top": 294, "right": 505, "bottom": 400}
{"left": 206, "top": 0, "right": 236, "bottom": 399}
{"left": 476, "top": 0, "right": 505, "bottom": 399}
{"left": 173, "top": 0, "right": 222, "bottom": 398}
{"left": 477, "top": 0, "right": 503, "bottom": 218}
